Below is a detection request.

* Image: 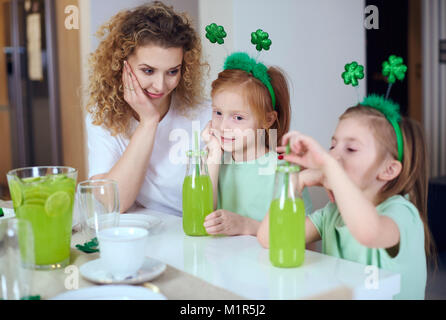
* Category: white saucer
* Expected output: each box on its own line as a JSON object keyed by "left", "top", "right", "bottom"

{"left": 51, "top": 285, "right": 166, "bottom": 300}
{"left": 80, "top": 257, "right": 166, "bottom": 285}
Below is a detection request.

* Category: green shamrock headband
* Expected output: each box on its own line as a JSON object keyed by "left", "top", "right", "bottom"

{"left": 223, "top": 52, "right": 276, "bottom": 109}
{"left": 361, "top": 94, "right": 404, "bottom": 162}
{"left": 205, "top": 23, "right": 276, "bottom": 109}
{"left": 342, "top": 55, "right": 408, "bottom": 162}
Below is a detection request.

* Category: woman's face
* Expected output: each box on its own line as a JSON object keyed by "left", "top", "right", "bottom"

{"left": 127, "top": 44, "right": 183, "bottom": 108}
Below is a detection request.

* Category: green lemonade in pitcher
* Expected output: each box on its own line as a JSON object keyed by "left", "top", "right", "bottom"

{"left": 269, "top": 163, "right": 305, "bottom": 268}
{"left": 182, "top": 149, "right": 213, "bottom": 236}
{"left": 8, "top": 169, "right": 76, "bottom": 268}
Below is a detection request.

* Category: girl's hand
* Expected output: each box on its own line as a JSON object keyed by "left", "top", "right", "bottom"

{"left": 278, "top": 131, "right": 331, "bottom": 171}
{"left": 122, "top": 61, "right": 161, "bottom": 125}
{"left": 296, "top": 169, "right": 335, "bottom": 203}
{"left": 204, "top": 209, "right": 254, "bottom": 236}
{"left": 201, "top": 121, "right": 222, "bottom": 163}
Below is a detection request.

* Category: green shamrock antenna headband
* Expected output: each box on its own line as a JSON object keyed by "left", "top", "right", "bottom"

{"left": 342, "top": 61, "right": 365, "bottom": 103}
{"left": 223, "top": 52, "right": 276, "bottom": 109}
{"left": 382, "top": 55, "right": 407, "bottom": 99}
{"left": 342, "top": 61, "right": 364, "bottom": 87}
{"left": 205, "top": 23, "right": 276, "bottom": 109}
{"left": 205, "top": 23, "right": 227, "bottom": 44}
{"left": 341, "top": 55, "right": 407, "bottom": 162}
{"left": 361, "top": 94, "right": 404, "bottom": 162}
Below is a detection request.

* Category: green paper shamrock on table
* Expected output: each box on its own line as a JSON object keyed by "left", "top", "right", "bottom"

{"left": 21, "top": 295, "right": 41, "bottom": 300}
{"left": 342, "top": 61, "right": 364, "bottom": 87}
{"left": 75, "top": 237, "right": 99, "bottom": 254}
{"left": 205, "top": 23, "right": 227, "bottom": 44}
{"left": 251, "top": 29, "right": 272, "bottom": 52}
{"left": 382, "top": 55, "right": 407, "bottom": 84}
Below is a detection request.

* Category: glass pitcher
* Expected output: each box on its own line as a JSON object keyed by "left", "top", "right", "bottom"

{"left": 7, "top": 166, "right": 77, "bottom": 270}
{"left": 182, "top": 150, "right": 213, "bottom": 236}
{"left": 269, "top": 163, "right": 305, "bottom": 267}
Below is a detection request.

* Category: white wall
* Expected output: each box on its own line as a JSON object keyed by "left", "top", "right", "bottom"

{"left": 200, "top": 0, "right": 366, "bottom": 209}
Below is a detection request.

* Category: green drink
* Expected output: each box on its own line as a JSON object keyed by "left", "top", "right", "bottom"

{"left": 7, "top": 167, "right": 77, "bottom": 269}
{"left": 183, "top": 175, "right": 213, "bottom": 236}
{"left": 269, "top": 198, "right": 305, "bottom": 267}
{"left": 182, "top": 149, "right": 213, "bottom": 236}
{"left": 269, "top": 163, "right": 305, "bottom": 268}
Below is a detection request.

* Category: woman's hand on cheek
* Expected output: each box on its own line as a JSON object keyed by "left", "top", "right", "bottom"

{"left": 203, "top": 209, "right": 245, "bottom": 236}
{"left": 122, "top": 60, "right": 160, "bottom": 125}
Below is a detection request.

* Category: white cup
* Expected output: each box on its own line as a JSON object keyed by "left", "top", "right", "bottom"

{"left": 97, "top": 227, "right": 148, "bottom": 280}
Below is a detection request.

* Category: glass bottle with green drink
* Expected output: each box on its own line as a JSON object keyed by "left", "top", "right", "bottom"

{"left": 269, "top": 161, "right": 305, "bottom": 268}
{"left": 182, "top": 148, "right": 213, "bottom": 236}
{"left": 7, "top": 166, "right": 77, "bottom": 270}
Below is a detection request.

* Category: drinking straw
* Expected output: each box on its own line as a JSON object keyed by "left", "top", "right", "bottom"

{"left": 194, "top": 131, "right": 200, "bottom": 177}
{"left": 284, "top": 142, "right": 290, "bottom": 199}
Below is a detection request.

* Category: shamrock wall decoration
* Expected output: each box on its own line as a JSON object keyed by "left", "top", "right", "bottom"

{"left": 382, "top": 55, "right": 407, "bottom": 84}
{"left": 341, "top": 61, "right": 364, "bottom": 87}
{"left": 251, "top": 29, "right": 272, "bottom": 52}
{"left": 205, "top": 23, "right": 227, "bottom": 45}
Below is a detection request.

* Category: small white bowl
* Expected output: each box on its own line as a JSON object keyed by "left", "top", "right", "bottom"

{"left": 97, "top": 227, "right": 148, "bottom": 281}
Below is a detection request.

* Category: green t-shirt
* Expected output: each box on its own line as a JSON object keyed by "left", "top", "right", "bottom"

{"left": 217, "top": 151, "right": 313, "bottom": 221}
{"left": 308, "top": 195, "right": 427, "bottom": 300}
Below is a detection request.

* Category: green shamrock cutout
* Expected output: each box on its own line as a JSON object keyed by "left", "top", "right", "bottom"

{"left": 382, "top": 55, "right": 407, "bottom": 84}
{"left": 251, "top": 29, "right": 272, "bottom": 52}
{"left": 75, "top": 237, "right": 99, "bottom": 254}
{"left": 205, "top": 23, "right": 227, "bottom": 44}
{"left": 342, "top": 61, "right": 364, "bottom": 87}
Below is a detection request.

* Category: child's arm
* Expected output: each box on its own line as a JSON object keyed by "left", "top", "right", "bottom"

{"left": 204, "top": 209, "right": 260, "bottom": 236}
{"left": 208, "top": 163, "right": 220, "bottom": 210}
{"left": 322, "top": 157, "right": 400, "bottom": 248}
{"left": 281, "top": 131, "right": 400, "bottom": 249}
{"left": 202, "top": 121, "right": 222, "bottom": 210}
{"left": 257, "top": 212, "right": 321, "bottom": 248}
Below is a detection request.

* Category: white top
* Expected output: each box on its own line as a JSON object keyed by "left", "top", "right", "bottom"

{"left": 85, "top": 94, "right": 212, "bottom": 216}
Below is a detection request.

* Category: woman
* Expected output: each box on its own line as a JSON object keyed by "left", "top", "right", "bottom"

{"left": 85, "top": 1, "right": 211, "bottom": 215}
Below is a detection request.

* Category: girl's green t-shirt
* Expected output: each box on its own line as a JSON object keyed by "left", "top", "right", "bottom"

{"left": 308, "top": 195, "right": 427, "bottom": 300}
{"left": 217, "top": 151, "right": 313, "bottom": 221}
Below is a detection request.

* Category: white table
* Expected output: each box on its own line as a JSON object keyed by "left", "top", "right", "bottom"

{"left": 135, "top": 208, "right": 401, "bottom": 300}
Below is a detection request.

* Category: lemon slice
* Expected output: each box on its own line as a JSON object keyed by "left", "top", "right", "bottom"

{"left": 45, "top": 191, "right": 71, "bottom": 217}
{"left": 22, "top": 176, "right": 42, "bottom": 183}
{"left": 8, "top": 180, "right": 23, "bottom": 207}
{"left": 24, "top": 187, "right": 51, "bottom": 200}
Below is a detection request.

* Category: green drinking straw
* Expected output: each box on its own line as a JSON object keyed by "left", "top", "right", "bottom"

{"left": 284, "top": 142, "right": 290, "bottom": 199}
{"left": 194, "top": 131, "right": 200, "bottom": 177}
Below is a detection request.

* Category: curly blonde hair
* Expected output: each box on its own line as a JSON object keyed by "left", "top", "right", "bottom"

{"left": 86, "top": 1, "right": 207, "bottom": 136}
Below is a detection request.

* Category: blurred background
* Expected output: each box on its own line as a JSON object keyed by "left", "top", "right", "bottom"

{"left": 0, "top": 0, "right": 445, "bottom": 298}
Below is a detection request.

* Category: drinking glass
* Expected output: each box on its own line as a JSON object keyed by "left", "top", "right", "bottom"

{"left": 0, "top": 218, "right": 35, "bottom": 299}
{"left": 77, "top": 179, "right": 120, "bottom": 240}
